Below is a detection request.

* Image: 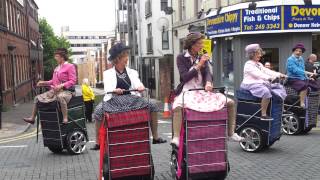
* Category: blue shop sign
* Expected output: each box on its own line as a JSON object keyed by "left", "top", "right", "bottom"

{"left": 207, "top": 5, "right": 320, "bottom": 37}
{"left": 207, "top": 10, "right": 241, "bottom": 36}
{"left": 242, "top": 6, "right": 281, "bottom": 32}
{"left": 284, "top": 5, "right": 320, "bottom": 30}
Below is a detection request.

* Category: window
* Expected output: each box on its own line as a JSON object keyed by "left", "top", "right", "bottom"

{"left": 162, "top": 31, "right": 169, "bottom": 50}
{"left": 72, "top": 52, "right": 86, "bottom": 55}
{"left": 179, "top": 0, "right": 186, "bottom": 21}
{"left": 160, "top": 0, "right": 168, "bottom": 11}
{"left": 5, "top": 0, "right": 9, "bottom": 29}
{"left": 147, "top": 23, "right": 152, "bottom": 37}
{"left": 195, "top": 0, "right": 203, "bottom": 16}
{"left": 145, "top": 0, "right": 152, "bottom": 18}
{"left": 222, "top": 39, "right": 234, "bottom": 94}
{"left": 147, "top": 24, "right": 153, "bottom": 54}
{"left": 0, "top": 0, "right": 6, "bottom": 27}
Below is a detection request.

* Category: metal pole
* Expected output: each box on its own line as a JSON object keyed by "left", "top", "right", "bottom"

{"left": 114, "top": 0, "right": 118, "bottom": 40}
{"left": 130, "top": 0, "right": 137, "bottom": 69}
{"left": 0, "top": 63, "right": 2, "bottom": 129}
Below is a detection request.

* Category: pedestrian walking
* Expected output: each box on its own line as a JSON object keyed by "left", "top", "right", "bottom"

{"left": 82, "top": 78, "right": 95, "bottom": 123}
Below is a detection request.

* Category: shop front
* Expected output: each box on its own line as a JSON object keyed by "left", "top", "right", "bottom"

{"left": 207, "top": 3, "right": 320, "bottom": 95}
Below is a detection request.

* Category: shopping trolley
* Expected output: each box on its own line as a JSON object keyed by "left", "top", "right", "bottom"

{"left": 170, "top": 87, "right": 229, "bottom": 180}
{"left": 99, "top": 90, "right": 154, "bottom": 180}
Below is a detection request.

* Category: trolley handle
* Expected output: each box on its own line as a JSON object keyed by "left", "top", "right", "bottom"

{"left": 188, "top": 87, "right": 226, "bottom": 93}
{"left": 270, "top": 77, "right": 288, "bottom": 85}
{"left": 106, "top": 88, "right": 148, "bottom": 94}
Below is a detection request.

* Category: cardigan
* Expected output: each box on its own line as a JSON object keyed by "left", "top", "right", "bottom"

{"left": 242, "top": 60, "right": 280, "bottom": 85}
{"left": 103, "top": 67, "right": 144, "bottom": 101}
{"left": 47, "top": 62, "right": 76, "bottom": 89}
{"left": 287, "top": 55, "right": 307, "bottom": 80}
{"left": 175, "top": 51, "right": 212, "bottom": 95}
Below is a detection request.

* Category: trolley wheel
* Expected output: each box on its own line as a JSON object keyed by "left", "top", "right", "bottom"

{"left": 102, "top": 155, "right": 110, "bottom": 180}
{"left": 282, "top": 114, "right": 302, "bottom": 135}
{"left": 239, "top": 126, "right": 265, "bottom": 152}
{"left": 170, "top": 150, "right": 178, "bottom": 179}
{"left": 301, "top": 127, "right": 313, "bottom": 134}
{"left": 66, "top": 130, "right": 87, "bottom": 155}
{"left": 47, "top": 146, "right": 63, "bottom": 153}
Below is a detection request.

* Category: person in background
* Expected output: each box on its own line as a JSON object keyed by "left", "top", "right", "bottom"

{"left": 82, "top": 78, "right": 95, "bottom": 123}
{"left": 305, "top": 54, "right": 318, "bottom": 74}
{"left": 264, "top": 61, "right": 272, "bottom": 69}
{"left": 286, "top": 43, "right": 319, "bottom": 108}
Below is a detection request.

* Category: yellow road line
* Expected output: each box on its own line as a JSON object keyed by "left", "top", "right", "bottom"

{"left": 0, "top": 128, "right": 39, "bottom": 144}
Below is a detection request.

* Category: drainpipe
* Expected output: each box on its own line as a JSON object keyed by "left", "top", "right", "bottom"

{"left": 137, "top": 0, "right": 143, "bottom": 73}
{"left": 170, "top": 0, "right": 175, "bottom": 89}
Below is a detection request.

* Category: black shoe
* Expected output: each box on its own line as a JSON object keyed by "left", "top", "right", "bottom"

{"left": 260, "top": 116, "right": 273, "bottom": 121}
{"left": 90, "top": 144, "right": 100, "bottom": 150}
{"left": 152, "top": 137, "right": 167, "bottom": 144}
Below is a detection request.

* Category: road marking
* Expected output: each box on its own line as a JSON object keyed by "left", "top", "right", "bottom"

{"left": 0, "top": 145, "right": 28, "bottom": 149}
{"left": 0, "top": 128, "right": 38, "bottom": 144}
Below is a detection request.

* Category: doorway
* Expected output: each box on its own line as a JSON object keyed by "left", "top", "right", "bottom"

{"left": 262, "top": 48, "right": 280, "bottom": 71}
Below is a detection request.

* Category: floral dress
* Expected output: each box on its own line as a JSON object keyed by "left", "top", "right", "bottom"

{"left": 172, "top": 66, "right": 226, "bottom": 112}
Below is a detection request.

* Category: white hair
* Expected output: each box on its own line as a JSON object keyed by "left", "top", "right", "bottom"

{"left": 82, "top": 78, "right": 89, "bottom": 85}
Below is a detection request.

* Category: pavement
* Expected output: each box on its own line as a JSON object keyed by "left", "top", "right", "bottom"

{"left": 0, "top": 86, "right": 163, "bottom": 140}
{"left": 2, "top": 88, "right": 320, "bottom": 179}
{"left": 0, "top": 101, "right": 33, "bottom": 139}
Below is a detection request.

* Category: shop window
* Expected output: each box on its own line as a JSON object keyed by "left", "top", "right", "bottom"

{"left": 261, "top": 48, "right": 279, "bottom": 71}
{"left": 222, "top": 40, "right": 234, "bottom": 94}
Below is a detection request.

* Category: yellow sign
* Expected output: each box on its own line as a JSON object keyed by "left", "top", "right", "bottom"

{"left": 202, "top": 39, "right": 212, "bottom": 57}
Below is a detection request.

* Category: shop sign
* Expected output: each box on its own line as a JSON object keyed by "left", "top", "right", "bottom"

{"left": 207, "top": 10, "right": 241, "bottom": 36}
{"left": 284, "top": 5, "right": 320, "bottom": 30}
{"left": 242, "top": 6, "right": 281, "bottom": 32}
{"left": 207, "top": 5, "right": 320, "bottom": 37}
{"left": 202, "top": 39, "right": 212, "bottom": 57}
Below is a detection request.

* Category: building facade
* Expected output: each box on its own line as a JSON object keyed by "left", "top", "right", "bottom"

{"left": 172, "top": 0, "right": 218, "bottom": 87}
{"left": 77, "top": 50, "right": 96, "bottom": 87}
{"left": 0, "top": 0, "right": 42, "bottom": 107}
{"left": 114, "top": 0, "right": 174, "bottom": 100}
{"left": 95, "top": 38, "right": 115, "bottom": 85}
{"left": 136, "top": 0, "right": 174, "bottom": 99}
{"left": 77, "top": 38, "right": 115, "bottom": 87}
{"left": 206, "top": 0, "right": 320, "bottom": 95}
{"left": 61, "top": 27, "right": 114, "bottom": 64}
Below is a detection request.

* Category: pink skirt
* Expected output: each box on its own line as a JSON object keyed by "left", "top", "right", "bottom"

{"left": 172, "top": 90, "right": 227, "bottom": 112}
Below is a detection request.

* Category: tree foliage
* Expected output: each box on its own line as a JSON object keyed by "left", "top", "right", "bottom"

{"left": 39, "top": 18, "right": 72, "bottom": 80}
